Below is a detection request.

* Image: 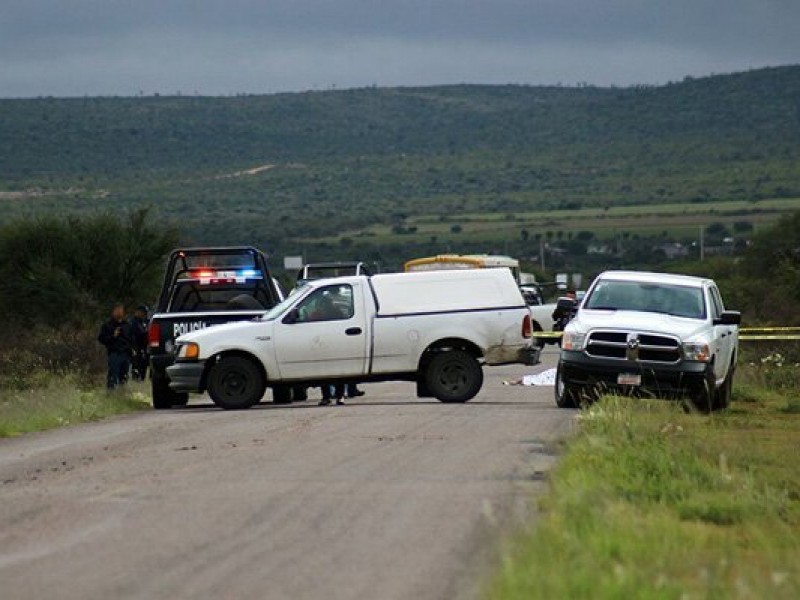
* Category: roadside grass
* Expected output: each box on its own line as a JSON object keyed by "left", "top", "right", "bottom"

{"left": 489, "top": 363, "right": 800, "bottom": 599}
{"left": 0, "top": 376, "right": 150, "bottom": 438}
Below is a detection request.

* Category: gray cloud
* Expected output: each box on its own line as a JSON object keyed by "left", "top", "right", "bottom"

{"left": 1, "top": 1, "right": 798, "bottom": 96}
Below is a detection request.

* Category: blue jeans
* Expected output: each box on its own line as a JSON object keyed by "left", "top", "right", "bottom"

{"left": 107, "top": 352, "right": 131, "bottom": 389}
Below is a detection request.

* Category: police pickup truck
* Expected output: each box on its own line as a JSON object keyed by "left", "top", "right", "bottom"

{"left": 148, "top": 247, "right": 284, "bottom": 409}
{"left": 167, "top": 269, "right": 539, "bottom": 410}
{"left": 556, "top": 271, "right": 741, "bottom": 411}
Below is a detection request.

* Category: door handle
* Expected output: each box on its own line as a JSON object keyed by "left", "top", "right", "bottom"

{"left": 345, "top": 327, "right": 363, "bottom": 336}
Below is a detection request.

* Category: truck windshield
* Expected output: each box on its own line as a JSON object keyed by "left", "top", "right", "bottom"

{"left": 585, "top": 280, "right": 706, "bottom": 320}
{"left": 261, "top": 284, "right": 310, "bottom": 321}
{"left": 168, "top": 281, "right": 272, "bottom": 313}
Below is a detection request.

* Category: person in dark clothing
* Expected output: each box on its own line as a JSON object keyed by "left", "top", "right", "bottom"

{"left": 346, "top": 383, "right": 365, "bottom": 399}
{"left": 98, "top": 303, "right": 133, "bottom": 389}
{"left": 130, "top": 305, "right": 149, "bottom": 381}
{"left": 552, "top": 289, "right": 578, "bottom": 332}
{"left": 319, "top": 383, "right": 345, "bottom": 406}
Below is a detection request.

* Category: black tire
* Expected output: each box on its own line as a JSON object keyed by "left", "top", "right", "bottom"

{"left": 207, "top": 356, "right": 265, "bottom": 410}
{"left": 554, "top": 363, "right": 580, "bottom": 408}
{"left": 272, "top": 385, "right": 293, "bottom": 404}
{"left": 424, "top": 350, "right": 483, "bottom": 403}
{"left": 713, "top": 367, "right": 734, "bottom": 411}
{"left": 151, "top": 369, "right": 188, "bottom": 410}
{"left": 532, "top": 322, "right": 546, "bottom": 349}
{"left": 691, "top": 367, "right": 717, "bottom": 413}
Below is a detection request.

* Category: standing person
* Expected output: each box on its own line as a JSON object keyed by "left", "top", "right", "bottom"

{"left": 319, "top": 383, "right": 345, "bottom": 406}
{"left": 346, "top": 383, "right": 365, "bottom": 399}
{"left": 98, "top": 303, "right": 133, "bottom": 389}
{"left": 552, "top": 289, "right": 578, "bottom": 332}
{"left": 130, "top": 305, "right": 149, "bottom": 381}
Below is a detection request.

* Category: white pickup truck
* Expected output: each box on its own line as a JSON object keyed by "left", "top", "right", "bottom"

{"left": 167, "top": 269, "right": 538, "bottom": 409}
{"left": 556, "top": 270, "right": 740, "bottom": 411}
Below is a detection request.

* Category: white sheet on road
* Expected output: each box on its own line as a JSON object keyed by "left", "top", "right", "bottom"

{"left": 504, "top": 367, "right": 557, "bottom": 386}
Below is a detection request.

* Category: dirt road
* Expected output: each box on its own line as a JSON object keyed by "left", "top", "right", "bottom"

{"left": 0, "top": 353, "right": 572, "bottom": 600}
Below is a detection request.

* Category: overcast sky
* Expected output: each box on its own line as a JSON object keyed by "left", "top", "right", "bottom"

{"left": 1, "top": 0, "right": 798, "bottom": 97}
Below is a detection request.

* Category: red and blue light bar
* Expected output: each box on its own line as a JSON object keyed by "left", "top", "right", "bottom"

{"left": 189, "top": 269, "right": 261, "bottom": 282}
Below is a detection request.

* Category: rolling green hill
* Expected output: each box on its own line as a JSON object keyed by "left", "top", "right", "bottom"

{"left": 1, "top": 65, "right": 799, "bottom": 270}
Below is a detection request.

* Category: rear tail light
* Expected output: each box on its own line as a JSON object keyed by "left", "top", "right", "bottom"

{"left": 148, "top": 321, "right": 162, "bottom": 348}
{"left": 522, "top": 314, "right": 533, "bottom": 339}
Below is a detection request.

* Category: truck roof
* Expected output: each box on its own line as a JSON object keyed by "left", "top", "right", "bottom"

{"left": 596, "top": 270, "right": 711, "bottom": 288}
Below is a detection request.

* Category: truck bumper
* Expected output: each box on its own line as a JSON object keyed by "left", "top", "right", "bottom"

{"left": 559, "top": 350, "right": 709, "bottom": 398}
{"left": 485, "top": 344, "right": 541, "bottom": 366}
{"left": 150, "top": 352, "right": 175, "bottom": 376}
{"left": 166, "top": 361, "right": 206, "bottom": 394}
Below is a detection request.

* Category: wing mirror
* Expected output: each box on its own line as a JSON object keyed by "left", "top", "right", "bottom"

{"left": 283, "top": 308, "right": 300, "bottom": 325}
{"left": 713, "top": 310, "right": 741, "bottom": 326}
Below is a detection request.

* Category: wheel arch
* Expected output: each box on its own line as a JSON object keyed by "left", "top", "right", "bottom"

{"left": 417, "top": 337, "right": 484, "bottom": 372}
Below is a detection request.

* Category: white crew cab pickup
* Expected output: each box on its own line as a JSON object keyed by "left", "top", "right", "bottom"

{"left": 167, "top": 269, "right": 538, "bottom": 409}
{"left": 556, "top": 271, "right": 740, "bottom": 411}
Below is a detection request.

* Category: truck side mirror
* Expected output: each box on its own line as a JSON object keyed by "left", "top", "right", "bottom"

{"left": 713, "top": 311, "right": 741, "bottom": 326}
{"left": 283, "top": 308, "right": 300, "bottom": 325}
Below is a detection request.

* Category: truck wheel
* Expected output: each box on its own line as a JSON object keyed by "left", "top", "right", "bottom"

{"left": 207, "top": 356, "right": 265, "bottom": 410}
{"left": 272, "top": 385, "right": 293, "bottom": 404}
{"left": 713, "top": 367, "right": 734, "bottom": 411}
{"left": 425, "top": 350, "right": 483, "bottom": 403}
{"left": 151, "top": 370, "right": 188, "bottom": 410}
{"left": 691, "top": 367, "right": 717, "bottom": 413}
{"left": 554, "top": 363, "right": 580, "bottom": 408}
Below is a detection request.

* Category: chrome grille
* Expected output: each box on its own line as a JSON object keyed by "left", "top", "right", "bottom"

{"left": 585, "top": 330, "right": 681, "bottom": 363}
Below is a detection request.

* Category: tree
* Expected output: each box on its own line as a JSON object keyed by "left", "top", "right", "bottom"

{"left": 0, "top": 208, "right": 178, "bottom": 326}
{"left": 450, "top": 224, "right": 463, "bottom": 234}
{"left": 520, "top": 229, "right": 530, "bottom": 241}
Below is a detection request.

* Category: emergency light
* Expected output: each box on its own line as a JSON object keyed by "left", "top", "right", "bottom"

{"left": 190, "top": 269, "right": 262, "bottom": 283}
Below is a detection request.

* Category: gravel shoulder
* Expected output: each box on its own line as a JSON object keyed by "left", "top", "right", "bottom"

{"left": 0, "top": 352, "right": 572, "bottom": 600}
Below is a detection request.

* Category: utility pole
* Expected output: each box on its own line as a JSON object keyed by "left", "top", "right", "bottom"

{"left": 540, "top": 238, "right": 546, "bottom": 272}
{"left": 699, "top": 226, "right": 705, "bottom": 262}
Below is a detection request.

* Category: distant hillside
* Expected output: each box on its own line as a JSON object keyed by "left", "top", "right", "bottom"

{"left": 0, "top": 65, "right": 799, "bottom": 265}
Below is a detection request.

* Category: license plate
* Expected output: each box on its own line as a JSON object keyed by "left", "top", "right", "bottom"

{"left": 617, "top": 373, "right": 641, "bottom": 386}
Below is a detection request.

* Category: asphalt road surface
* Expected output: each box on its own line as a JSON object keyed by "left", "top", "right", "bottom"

{"left": 0, "top": 351, "right": 573, "bottom": 600}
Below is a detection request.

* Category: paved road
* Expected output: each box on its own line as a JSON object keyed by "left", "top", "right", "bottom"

{"left": 0, "top": 352, "right": 572, "bottom": 600}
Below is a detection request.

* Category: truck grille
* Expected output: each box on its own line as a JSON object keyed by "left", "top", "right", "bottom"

{"left": 585, "top": 330, "right": 682, "bottom": 363}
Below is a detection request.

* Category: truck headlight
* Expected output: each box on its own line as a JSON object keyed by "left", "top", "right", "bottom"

{"left": 178, "top": 342, "right": 200, "bottom": 360}
{"left": 562, "top": 331, "right": 587, "bottom": 352}
{"left": 682, "top": 342, "right": 710, "bottom": 362}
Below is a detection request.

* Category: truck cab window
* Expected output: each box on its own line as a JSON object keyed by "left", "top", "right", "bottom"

{"left": 296, "top": 285, "right": 354, "bottom": 323}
